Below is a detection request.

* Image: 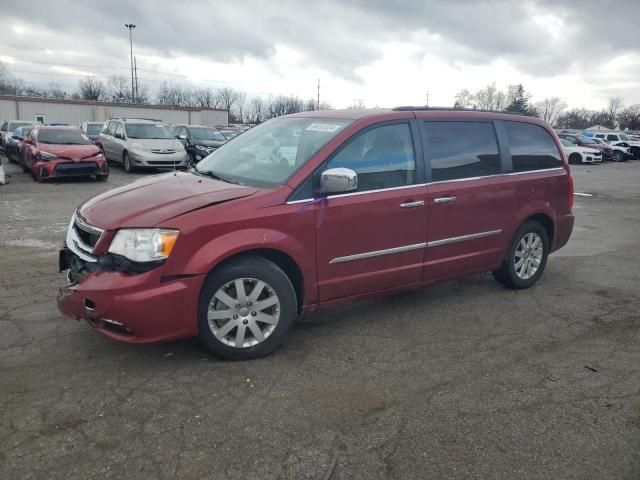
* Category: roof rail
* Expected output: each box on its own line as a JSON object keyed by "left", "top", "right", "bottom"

{"left": 392, "top": 106, "right": 525, "bottom": 116}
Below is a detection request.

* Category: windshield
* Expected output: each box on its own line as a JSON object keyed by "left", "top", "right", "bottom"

{"left": 14, "top": 126, "right": 33, "bottom": 137}
{"left": 86, "top": 123, "right": 102, "bottom": 135}
{"left": 38, "top": 129, "right": 93, "bottom": 145}
{"left": 195, "top": 117, "right": 352, "bottom": 188}
{"left": 8, "top": 121, "right": 34, "bottom": 131}
{"left": 579, "top": 136, "right": 597, "bottom": 144}
{"left": 125, "top": 123, "right": 174, "bottom": 139}
{"left": 190, "top": 127, "right": 227, "bottom": 141}
{"left": 560, "top": 139, "right": 572, "bottom": 147}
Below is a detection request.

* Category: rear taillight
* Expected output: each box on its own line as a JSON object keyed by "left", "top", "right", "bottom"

{"left": 568, "top": 175, "right": 574, "bottom": 208}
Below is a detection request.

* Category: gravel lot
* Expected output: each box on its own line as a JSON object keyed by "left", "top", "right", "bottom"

{"left": 1, "top": 158, "right": 639, "bottom": 480}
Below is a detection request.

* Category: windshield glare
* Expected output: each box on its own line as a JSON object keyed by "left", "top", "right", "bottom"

{"left": 38, "top": 129, "right": 93, "bottom": 145}
{"left": 196, "top": 117, "right": 352, "bottom": 188}
{"left": 190, "top": 127, "right": 227, "bottom": 141}
{"left": 579, "top": 136, "right": 597, "bottom": 144}
{"left": 125, "top": 123, "right": 174, "bottom": 139}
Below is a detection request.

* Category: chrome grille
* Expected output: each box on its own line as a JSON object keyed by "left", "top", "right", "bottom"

{"left": 66, "top": 213, "right": 103, "bottom": 262}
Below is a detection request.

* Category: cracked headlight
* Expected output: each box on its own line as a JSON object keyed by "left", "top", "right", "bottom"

{"left": 108, "top": 228, "right": 179, "bottom": 262}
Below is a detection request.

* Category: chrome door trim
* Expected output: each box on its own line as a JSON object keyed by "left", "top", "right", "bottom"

{"left": 427, "top": 229, "right": 502, "bottom": 247}
{"left": 434, "top": 196, "right": 456, "bottom": 204}
{"left": 286, "top": 183, "right": 427, "bottom": 205}
{"left": 329, "top": 242, "right": 427, "bottom": 264}
{"left": 426, "top": 167, "right": 564, "bottom": 186}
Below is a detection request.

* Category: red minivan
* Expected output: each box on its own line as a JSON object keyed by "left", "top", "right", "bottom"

{"left": 58, "top": 109, "right": 574, "bottom": 359}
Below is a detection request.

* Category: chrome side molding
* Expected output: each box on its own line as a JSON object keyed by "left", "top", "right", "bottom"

{"left": 329, "top": 242, "right": 427, "bottom": 264}
{"left": 427, "top": 229, "right": 502, "bottom": 247}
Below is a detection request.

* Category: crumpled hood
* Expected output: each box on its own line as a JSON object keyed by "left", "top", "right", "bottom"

{"left": 78, "top": 171, "right": 258, "bottom": 229}
{"left": 40, "top": 144, "right": 100, "bottom": 159}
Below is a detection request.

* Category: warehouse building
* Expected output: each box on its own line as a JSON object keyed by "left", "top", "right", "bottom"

{"left": 0, "top": 95, "right": 229, "bottom": 126}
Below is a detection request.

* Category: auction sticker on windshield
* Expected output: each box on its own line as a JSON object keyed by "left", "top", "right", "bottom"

{"left": 305, "top": 123, "right": 343, "bottom": 133}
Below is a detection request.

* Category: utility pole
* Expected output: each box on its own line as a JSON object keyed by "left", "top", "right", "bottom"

{"left": 134, "top": 56, "right": 139, "bottom": 102}
{"left": 125, "top": 23, "right": 136, "bottom": 103}
{"left": 425, "top": 91, "right": 430, "bottom": 108}
{"left": 317, "top": 78, "right": 320, "bottom": 111}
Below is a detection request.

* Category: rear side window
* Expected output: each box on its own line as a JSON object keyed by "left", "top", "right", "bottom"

{"left": 326, "top": 122, "right": 417, "bottom": 192}
{"left": 505, "top": 122, "right": 562, "bottom": 171}
{"left": 424, "top": 121, "right": 501, "bottom": 181}
{"left": 606, "top": 134, "right": 618, "bottom": 141}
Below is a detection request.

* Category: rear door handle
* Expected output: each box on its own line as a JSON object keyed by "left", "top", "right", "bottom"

{"left": 400, "top": 200, "right": 425, "bottom": 209}
{"left": 434, "top": 196, "right": 457, "bottom": 205}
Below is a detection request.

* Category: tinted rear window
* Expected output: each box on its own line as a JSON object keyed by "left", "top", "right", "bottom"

{"left": 504, "top": 122, "right": 562, "bottom": 171}
{"left": 424, "top": 121, "right": 501, "bottom": 181}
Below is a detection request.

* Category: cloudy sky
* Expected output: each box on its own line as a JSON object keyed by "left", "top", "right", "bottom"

{"left": 2, "top": 0, "right": 640, "bottom": 109}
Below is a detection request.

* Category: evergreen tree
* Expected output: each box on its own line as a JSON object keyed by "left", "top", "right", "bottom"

{"left": 505, "top": 84, "right": 536, "bottom": 116}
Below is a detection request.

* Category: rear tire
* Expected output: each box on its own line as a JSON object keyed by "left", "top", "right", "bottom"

{"left": 198, "top": 257, "right": 297, "bottom": 360}
{"left": 568, "top": 153, "right": 581, "bottom": 165}
{"left": 123, "top": 151, "right": 135, "bottom": 173}
{"left": 493, "top": 220, "right": 549, "bottom": 289}
{"left": 612, "top": 150, "right": 625, "bottom": 162}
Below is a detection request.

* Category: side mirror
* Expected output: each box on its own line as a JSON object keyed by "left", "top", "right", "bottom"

{"left": 320, "top": 167, "right": 358, "bottom": 194}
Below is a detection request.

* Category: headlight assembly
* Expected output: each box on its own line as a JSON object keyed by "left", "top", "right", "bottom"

{"left": 40, "top": 151, "right": 58, "bottom": 161}
{"left": 108, "top": 228, "right": 179, "bottom": 263}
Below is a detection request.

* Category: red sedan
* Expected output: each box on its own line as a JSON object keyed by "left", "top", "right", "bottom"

{"left": 22, "top": 126, "right": 108, "bottom": 182}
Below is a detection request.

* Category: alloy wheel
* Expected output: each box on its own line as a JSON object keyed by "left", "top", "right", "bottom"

{"left": 514, "top": 232, "right": 543, "bottom": 280}
{"left": 207, "top": 277, "right": 280, "bottom": 348}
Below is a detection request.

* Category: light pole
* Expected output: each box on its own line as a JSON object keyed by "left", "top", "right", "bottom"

{"left": 125, "top": 23, "right": 136, "bottom": 103}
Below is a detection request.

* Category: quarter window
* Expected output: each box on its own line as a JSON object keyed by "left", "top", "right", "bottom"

{"left": 325, "top": 123, "right": 417, "bottom": 192}
{"left": 504, "top": 122, "right": 562, "bottom": 171}
{"left": 424, "top": 121, "right": 501, "bottom": 181}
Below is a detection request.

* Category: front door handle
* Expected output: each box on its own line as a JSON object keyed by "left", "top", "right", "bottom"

{"left": 434, "top": 196, "right": 457, "bottom": 205}
{"left": 400, "top": 200, "right": 425, "bottom": 209}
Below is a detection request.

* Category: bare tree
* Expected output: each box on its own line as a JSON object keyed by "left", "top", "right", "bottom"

{"left": 453, "top": 89, "right": 474, "bottom": 108}
{"left": 617, "top": 104, "right": 640, "bottom": 131}
{"left": 246, "top": 96, "right": 266, "bottom": 123}
{"left": 46, "top": 82, "right": 67, "bottom": 99}
{"left": 606, "top": 96, "right": 624, "bottom": 127}
{"left": 232, "top": 91, "right": 247, "bottom": 123}
{"left": 347, "top": 98, "right": 367, "bottom": 109}
{"left": 78, "top": 76, "right": 104, "bottom": 101}
{"left": 216, "top": 87, "right": 239, "bottom": 112}
{"left": 105, "top": 75, "right": 131, "bottom": 103}
{"left": 193, "top": 88, "right": 220, "bottom": 109}
{"left": 474, "top": 83, "right": 501, "bottom": 110}
{"left": 535, "top": 97, "right": 568, "bottom": 126}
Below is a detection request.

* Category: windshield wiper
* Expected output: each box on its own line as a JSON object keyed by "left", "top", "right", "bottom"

{"left": 192, "top": 168, "right": 239, "bottom": 185}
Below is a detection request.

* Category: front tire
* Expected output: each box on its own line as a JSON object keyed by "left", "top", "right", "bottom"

{"left": 493, "top": 220, "right": 549, "bottom": 289}
{"left": 198, "top": 257, "right": 297, "bottom": 360}
{"left": 612, "top": 150, "right": 625, "bottom": 162}
{"left": 568, "top": 153, "right": 581, "bottom": 165}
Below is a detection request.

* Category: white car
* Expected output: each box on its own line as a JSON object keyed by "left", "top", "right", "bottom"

{"left": 560, "top": 139, "right": 602, "bottom": 164}
{"left": 590, "top": 132, "right": 640, "bottom": 159}
{"left": 590, "top": 138, "right": 630, "bottom": 162}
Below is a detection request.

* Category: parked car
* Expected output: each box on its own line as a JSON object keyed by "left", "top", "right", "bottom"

{"left": 559, "top": 139, "right": 602, "bottom": 164}
{"left": 589, "top": 138, "right": 630, "bottom": 162}
{"left": 5, "top": 125, "right": 35, "bottom": 163}
{"left": 557, "top": 133, "right": 613, "bottom": 161}
{"left": 217, "top": 126, "right": 242, "bottom": 140}
{"left": 21, "top": 126, "right": 108, "bottom": 182}
{"left": 99, "top": 118, "right": 188, "bottom": 172}
{"left": 0, "top": 120, "right": 36, "bottom": 153}
{"left": 80, "top": 122, "right": 104, "bottom": 148}
{"left": 172, "top": 124, "right": 228, "bottom": 167}
{"left": 58, "top": 109, "right": 574, "bottom": 360}
{"left": 588, "top": 132, "right": 640, "bottom": 159}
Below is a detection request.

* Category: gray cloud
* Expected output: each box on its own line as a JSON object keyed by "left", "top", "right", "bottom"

{"left": 3, "top": 0, "right": 640, "bottom": 87}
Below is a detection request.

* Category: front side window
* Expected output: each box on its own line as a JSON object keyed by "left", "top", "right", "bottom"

{"left": 424, "top": 121, "right": 500, "bottom": 181}
{"left": 37, "top": 129, "right": 93, "bottom": 145}
{"left": 189, "top": 127, "right": 227, "bottom": 141}
{"left": 325, "top": 122, "right": 416, "bottom": 192}
{"left": 114, "top": 123, "right": 124, "bottom": 137}
{"left": 196, "top": 117, "right": 352, "bottom": 188}
{"left": 505, "top": 122, "right": 562, "bottom": 171}
{"left": 86, "top": 123, "right": 102, "bottom": 135}
{"left": 125, "top": 123, "right": 174, "bottom": 139}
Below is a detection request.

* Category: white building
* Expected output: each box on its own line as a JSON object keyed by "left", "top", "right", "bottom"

{"left": 0, "top": 95, "right": 229, "bottom": 126}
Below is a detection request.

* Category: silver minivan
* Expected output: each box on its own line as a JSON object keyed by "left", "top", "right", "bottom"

{"left": 100, "top": 118, "right": 188, "bottom": 172}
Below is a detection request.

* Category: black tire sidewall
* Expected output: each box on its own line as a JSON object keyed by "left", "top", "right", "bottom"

{"left": 123, "top": 152, "right": 133, "bottom": 172}
{"left": 568, "top": 153, "right": 581, "bottom": 165}
{"left": 197, "top": 257, "right": 297, "bottom": 360}
{"left": 504, "top": 221, "right": 549, "bottom": 289}
{"left": 613, "top": 151, "right": 623, "bottom": 162}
